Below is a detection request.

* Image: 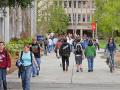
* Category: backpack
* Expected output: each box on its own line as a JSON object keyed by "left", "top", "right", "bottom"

{"left": 62, "top": 44, "right": 70, "bottom": 57}
{"left": 44, "top": 40, "right": 48, "bottom": 46}
{"left": 75, "top": 44, "right": 82, "bottom": 55}
{"left": 16, "top": 51, "right": 33, "bottom": 67}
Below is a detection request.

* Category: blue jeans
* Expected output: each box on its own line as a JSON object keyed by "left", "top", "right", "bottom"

{"left": 32, "top": 58, "right": 40, "bottom": 76}
{"left": 48, "top": 45, "right": 52, "bottom": 53}
{"left": 21, "top": 65, "right": 32, "bottom": 90}
{"left": 87, "top": 56, "right": 94, "bottom": 71}
{"left": 0, "top": 68, "right": 7, "bottom": 90}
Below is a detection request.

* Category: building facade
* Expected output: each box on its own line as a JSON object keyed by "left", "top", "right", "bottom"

{"left": 54, "top": 0, "right": 96, "bottom": 38}
{"left": 0, "top": 1, "right": 37, "bottom": 43}
{"left": 0, "top": 8, "right": 9, "bottom": 43}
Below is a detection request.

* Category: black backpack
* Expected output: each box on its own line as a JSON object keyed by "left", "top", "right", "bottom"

{"left": 62, "top": 44, "right": 70, "bottom": 57}
{"left": 75, "top": 44, "right": 82, "bottom": 55}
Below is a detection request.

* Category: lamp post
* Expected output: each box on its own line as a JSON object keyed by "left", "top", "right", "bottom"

{"left": 95, "top": 20, "right": 98, "bottom": 38}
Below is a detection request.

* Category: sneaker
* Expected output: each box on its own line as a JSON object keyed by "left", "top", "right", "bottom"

{"left": 66, "top": 65, "right": 68, "bottom": 71}
{"left": 88, "top": 70, "right": 91, "bottom": 72}
{"left": 80, "top": 68, "right": 83, "bottom": 72}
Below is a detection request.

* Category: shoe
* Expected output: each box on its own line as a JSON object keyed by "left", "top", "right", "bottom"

{"left": 91, "top": 70, "right": 93, "bottom": 72}
{"left": 88, "top": 70, "right": 91, "bottom": 72}
{"left": 80, "top": 68, "right": 83, "bottom": 72}
{"left": 66, "top": 65, "right": 68, "bottom": 71}
{"left": 76, "top": 70, "right": 79, "bottom": 72}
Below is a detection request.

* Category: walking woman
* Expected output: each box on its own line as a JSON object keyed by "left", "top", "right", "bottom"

{"left": 74, "top": 39, "right": 84, "bottom": 72}
{"left": 19, "top": 44, "right": 38, "bottom": 90}
{"left": 84, "top": 40, "right": 96, "bottom": 72}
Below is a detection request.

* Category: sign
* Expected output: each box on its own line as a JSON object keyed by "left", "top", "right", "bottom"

{"left": 92, "top": 22, "right": 96, "bottom": 31}
{"left": 37, "top": 35, "right": 44, "bottom": 41}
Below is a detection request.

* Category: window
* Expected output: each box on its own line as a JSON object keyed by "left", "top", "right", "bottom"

{"left": 64, "top": 1, "right": 67, "bottom": 8}
{"left": 54, "top": 1, "right": 57, "bottom": 6}
{"left": 74, "top": 1, "right": 76, "bottom": 8}
{"left": 59, "top": 1, "right": 62, "bottom": 6}
{"left": 69, "top": 14, "right": 71, "bottom": 22}
{"left": 87, "top": 14, "right": 91, "bottom": 22}
{"left": 83, "top": 1, "right": 86, "bottom": 8}
{"left": 82, "top": 14, "right": 86, "bottom": 22}
{"left": 78, "top": 1, "right": 81, "bottom": 8}
{"left": 78, "top": 14, "right": 81, "bottom": 22}
{"left": 69, "top": 1, "right": 72, "bottom": 8}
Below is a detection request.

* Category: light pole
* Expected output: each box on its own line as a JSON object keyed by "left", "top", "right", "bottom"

{"left": 95, "top": 20, "right": 98, "bottom": 38}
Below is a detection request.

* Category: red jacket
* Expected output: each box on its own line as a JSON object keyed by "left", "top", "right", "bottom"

{"left": 0, "top": 49, "right": 11, "bottom": 68}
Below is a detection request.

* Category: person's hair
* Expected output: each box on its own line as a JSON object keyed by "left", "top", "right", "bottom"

{"left": 63, "top": 38, "right": 67, "bottom": 43}
{"left": 108, "top": 37, "right": 114, "bottom": 43}
{"left": 24, "top": 44, "right": 30, "bottom": 48}
{"left": 77, "top": 38, "right": 80, "bottom": 43}
{"left": 0, "top": 42, "right": 5, "bottom": 45}
{"left": 88, "top": 40, "right": 93, "bottom": 46}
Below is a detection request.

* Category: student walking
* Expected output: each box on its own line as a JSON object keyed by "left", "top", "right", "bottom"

{"left": 74, "top": 39, "right": 84, "bottom": 72}
{"left": 19, "top": 44, "right": 38, "bottom": 90}
{"left": 0, "top": 42, "right": 11, "bottom": 90}
{"left": 55, "top": 39, "right": 62, "bottom": 66}
{"left": 30, "top": 38, "right": 42, "bottom": 76}
{"left": 59, "top": 38, "right": 71, "bottom": 72}
{"left": 84, "top": 40, "right": 96, "bottom": 72}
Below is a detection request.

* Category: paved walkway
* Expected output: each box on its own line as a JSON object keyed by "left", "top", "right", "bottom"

{"left": 7, "top": 49, "right": 120, "bottom": 89}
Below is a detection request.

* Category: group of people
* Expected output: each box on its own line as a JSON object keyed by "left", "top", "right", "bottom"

{"left": 0, "top": 33, "right": 117, "bottom": 90}
{"left": 54, "top": 35, "right": 116, "bottom": 73}
{"left": 0, "top": 37, "right": 42, "bottom": 90}
{"left": 55, "top": 37, "right": 96, "bottom": 72}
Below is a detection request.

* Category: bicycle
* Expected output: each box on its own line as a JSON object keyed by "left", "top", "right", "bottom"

{"left": 108, "top": 53, "right": 114, "bottom": 73}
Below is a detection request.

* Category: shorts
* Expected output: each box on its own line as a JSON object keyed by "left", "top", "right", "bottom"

{"left": 75, "top": 55, "right": 82, "bottom": 65}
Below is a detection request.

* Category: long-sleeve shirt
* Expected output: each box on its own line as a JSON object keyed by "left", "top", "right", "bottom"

{"left": 0, "top": 49, "right": 11, "bottom": 68}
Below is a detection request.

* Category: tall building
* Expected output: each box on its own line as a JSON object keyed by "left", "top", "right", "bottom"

{"left": 54, "top": 0, "right": 96, "bottom": 38}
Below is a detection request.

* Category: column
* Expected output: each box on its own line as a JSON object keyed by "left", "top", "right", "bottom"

{"left": 80, "top": 29, "right": 83, "bottom": 39}
{"left": 4, "top": 7, "right": 9, "bottom": 43}
{"left": 31, "top": 0, "right": 37, "bottom": 37}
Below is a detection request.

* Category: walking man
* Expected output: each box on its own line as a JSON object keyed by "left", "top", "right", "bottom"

{"left": 84, "top": 40, "right": 96, "bottom": 72}
{"left": 0, "top": 42, "right": 11, "bottom": 90}
{"left": 30, "top": 38, "right": 42, "bottom": 76}
{"left": 59, "top": 38, "right": 71, "bottom": 72}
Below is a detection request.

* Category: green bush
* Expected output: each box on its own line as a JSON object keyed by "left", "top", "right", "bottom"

{"left": 6, "top": 37, "right": 32, "bottom": 56}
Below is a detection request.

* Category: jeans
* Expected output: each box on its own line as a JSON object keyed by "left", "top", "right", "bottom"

{"left": 44, "top": 46, "right": 47, "bottom": 55}
{"left": 0, "top": 68, "right": 7, "bottom": 90}
{"left": 21, "top": 65, "right": 32, "bottom": 90}
{"left": 87, "top": 56, "right": 94, "bottom": 71}
{"left": 32, "top": 58, "right": 40, "bottom": 76}
{"left": 48, "top": 45, "right": 52, "bottom": 53}
{"left": 62, "top": 56, "right": 69, "bottom": 71}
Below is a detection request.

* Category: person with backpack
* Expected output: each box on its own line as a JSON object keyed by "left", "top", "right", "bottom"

{"left": 84, "top": 40, "right": 96, "bottom": 72}
{"left": 18, "top": 44, "right": 38, "bottom": 90}
{"left": 30, "top": 38, "right": 42, "bottom": 77}
{"left": 59, "top": 38, "right": 71, "bottom": 72}
{"left": 44, "top": 38, "right": 48, "bottom": 56}
{"left": 0, "top": 42, "right": 11, "bottom": 90}
{"left": 74, "top": 39, "right": 84, "bottom": 72}
{"left": 55, "top": 39, "right": 63, "bottom": 66}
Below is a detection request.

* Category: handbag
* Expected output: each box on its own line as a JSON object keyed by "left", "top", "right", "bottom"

{"left": 16, "top": 51, "right": 23, "bottom": 67}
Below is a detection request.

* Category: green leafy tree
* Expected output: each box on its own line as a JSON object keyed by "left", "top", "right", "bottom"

{"left": 48, "top": 6, "right": 69, "bottom": 34}
{"left": 95, "top": 0, "right": 120, "bottom": 37}
{"left": 0, "top": 0, "right": 33, "bottom": 8}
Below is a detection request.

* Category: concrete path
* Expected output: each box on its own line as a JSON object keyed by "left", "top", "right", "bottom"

{"left": 7, "top": 49, "right": 120, "bottom": 90}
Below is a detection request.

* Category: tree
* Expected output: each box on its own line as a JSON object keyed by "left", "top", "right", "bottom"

{"left": 95, "top": 0, "right": 120, "bottom": 38}
{"left": 0, "top": 0, "right": 33, "bottom": 8}
{"left": 48, "top": 6, "right": 69, "bottom": 34}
